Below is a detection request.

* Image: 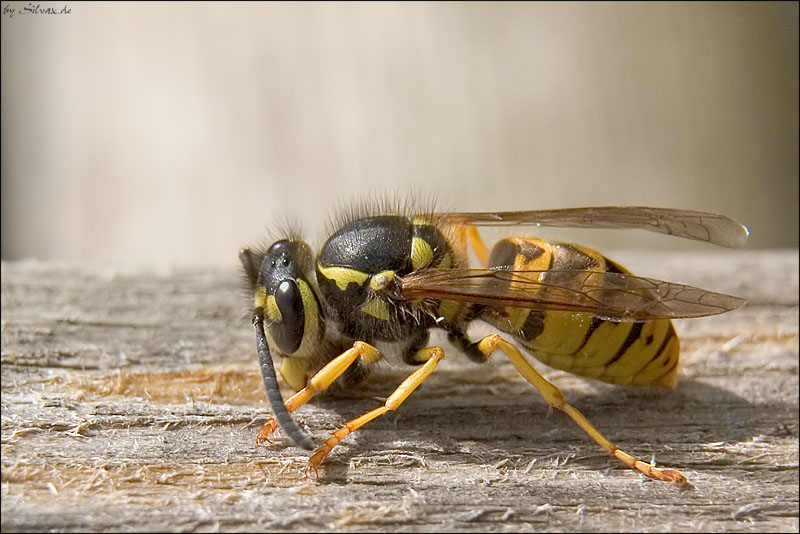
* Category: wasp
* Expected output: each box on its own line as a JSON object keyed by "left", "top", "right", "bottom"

{"left": 239, "top": 203, "right": 749, "bottom": 484}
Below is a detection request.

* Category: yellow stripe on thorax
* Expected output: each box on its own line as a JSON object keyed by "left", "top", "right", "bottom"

{"left": 317, "top": 264, "right": 369, "bottom": 291}
{"left": 410, "top": 237, "right": 433, "bottom": 270}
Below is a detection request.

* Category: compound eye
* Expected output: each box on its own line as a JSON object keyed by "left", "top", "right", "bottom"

{"left": 268, "top": 280, "right": 305, "bottom": 355}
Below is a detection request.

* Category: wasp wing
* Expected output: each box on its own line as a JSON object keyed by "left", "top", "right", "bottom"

{"left": 399, "top": 268, "right": 745, "bottom": 321}
{"left": 436, "top": 206, "right": 749, "bottom": 248}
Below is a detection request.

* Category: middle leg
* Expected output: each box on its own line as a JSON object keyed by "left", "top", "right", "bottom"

{"left": 305, "top": 345, "right": 445, "bottom": 478}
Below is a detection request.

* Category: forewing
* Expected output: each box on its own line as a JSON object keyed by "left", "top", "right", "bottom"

{"left": 399, "top": 268, "right": 746, "bottom": 321}
{"left": 437, "top": 206, "right": 749, "bottom": 248}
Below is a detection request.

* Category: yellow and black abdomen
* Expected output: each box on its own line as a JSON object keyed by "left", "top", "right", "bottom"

{"left": 481, "top": 237, "right": 679, "bottom": 388}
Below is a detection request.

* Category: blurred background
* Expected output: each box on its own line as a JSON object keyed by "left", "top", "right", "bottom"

{"left": 2, "top": 2, "right": 797, "bottom": 270}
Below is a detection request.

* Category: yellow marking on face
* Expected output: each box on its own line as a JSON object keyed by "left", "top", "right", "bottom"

{"left": 265, "top": 295, "right": 282, "bottom": 323}
{"left": 411, "top": 237, "right": 433, "bottom": 270}
{"left": 294, "top": 279, "right": 321, "bottom": 357}
{"left": 254, "top": 285, "right": 268, "bottom": 310}
{"left": 370, "top": 270, "right": 395, "bottom": 291}
{"left": 361, "top": 298, "right": 390, "bottom": 320}
{"left": 279, "top": 357, "right": 311, "bottom": 392}
{"left": 317, "top": 264, "right": 369, "bottom": 291}
{"left": 412, "top": 216, "right": 432, "bottom": 225}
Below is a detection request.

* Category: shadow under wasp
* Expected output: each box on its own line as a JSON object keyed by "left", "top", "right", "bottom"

{"left": 239, "top": 203, "right": 749, "bottom": 484}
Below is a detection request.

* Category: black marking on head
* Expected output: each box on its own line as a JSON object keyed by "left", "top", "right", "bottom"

{"left": 260, "top": 240, "right": 314, "bottom": 292}
{"left": 253, "top": 239, "right": 319, "bottom": 357}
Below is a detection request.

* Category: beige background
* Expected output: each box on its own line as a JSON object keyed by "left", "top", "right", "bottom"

{"left": 1, "top": 2, "right": 797, "bottom": 270}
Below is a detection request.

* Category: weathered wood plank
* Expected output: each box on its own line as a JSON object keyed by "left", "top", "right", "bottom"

{"left": 1, "top": 250, "right": 798, "bottom": 532}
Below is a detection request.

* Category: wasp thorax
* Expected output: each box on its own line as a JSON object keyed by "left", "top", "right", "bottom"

{"left": 314, "top": 215, "right": 455, "bottom": 339}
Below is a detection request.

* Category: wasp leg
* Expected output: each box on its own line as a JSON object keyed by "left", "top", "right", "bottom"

{"left": 475, "top": 333, "right": 688, "bottom": 485}
{"left": 455, "top": 224, "right": 490, "bottom": 267}
{"left": 257, "top": 341, "right": 382, "bottom": 445}
{"left": 305, "top": 346, "right": 445, "bottom": 479}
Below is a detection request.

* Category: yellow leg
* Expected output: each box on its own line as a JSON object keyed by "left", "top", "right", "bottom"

{"left": 462, "top": 225, "right": 490, "bottom": 267}
{"left": 477, "top": 334, "right": 687, "bottom": 484}
{"left": 305, "top": 347, "right": 445, "bottom": 478}
{"left": 257, "top": 341, "right": 382, "bottom": 444}
{"left": 456, "top": 224, "right": 489, "bottom": 267}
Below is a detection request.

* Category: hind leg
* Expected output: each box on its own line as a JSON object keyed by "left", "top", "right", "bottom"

{"left": 473, "top": 333, "right": 687, "bottom": 484}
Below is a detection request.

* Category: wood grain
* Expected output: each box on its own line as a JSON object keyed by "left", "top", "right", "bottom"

{"left": 2, "top": 250, "right": 797, "bottom": 532}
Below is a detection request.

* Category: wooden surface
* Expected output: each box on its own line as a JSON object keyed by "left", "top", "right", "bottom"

{"left": 1, "top": 250, "right": 798, "bottom": 532}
